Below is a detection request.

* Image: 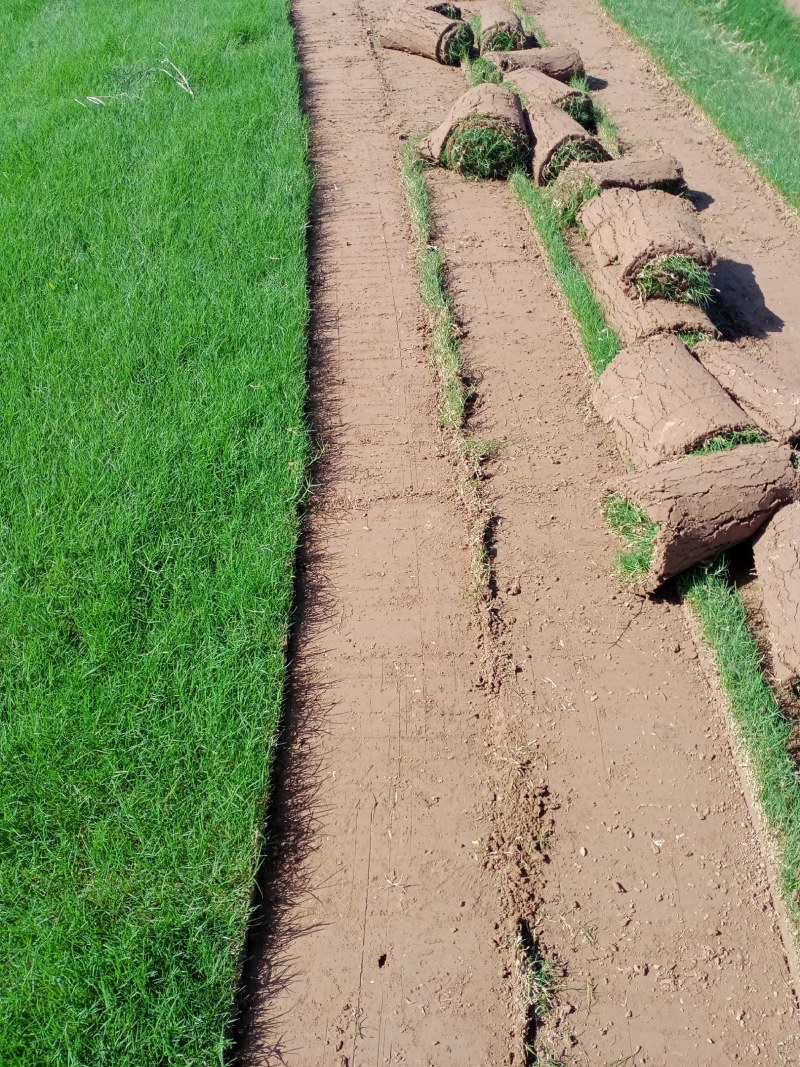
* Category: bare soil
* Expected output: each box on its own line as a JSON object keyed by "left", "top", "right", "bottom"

{"left": 239, "top": 0, "right": 800, "bottom": 1063}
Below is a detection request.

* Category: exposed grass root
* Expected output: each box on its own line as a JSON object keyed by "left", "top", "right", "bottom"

{"left": 634, "top": 254, "right": 714, "bottom": 306}
{"left": 692, "top": 428, "right": 767, "bottom": 455}
{"left": 445, "top": 118, "right": 530, "bottom": 180}
{"left": 511, "top": 171, "right": 620, "bottom": 377}
{"left": 682, "top": 558, "right": 800, "bottom": 930}
{"left": 604, "top": 492, "right": 657, "bottom": 583}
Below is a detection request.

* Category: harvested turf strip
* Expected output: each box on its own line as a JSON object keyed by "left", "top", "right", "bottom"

{"left": 485, "top": 44, "right": 584, "bottom": 82}
{"left": 0, "top": 0, "right": 310, "bottom": 1062}
{"left": 579, "top": 188, "right": 715, "bottom": 300}
{"left": 380, "top": 1, "right": 474, "bottom": 65}
{"left": 593, "top": 335, "right": 753, "bottom": 468}
{"left": 635, "top": 254, "right": 713, "bottom": 305}
{"left": 563, "top": 155, "right": 686, "bottom": 195}
{"left": 612, "top": 444, "right": 796, "bottom": 592}
{"left": 420, "top": 84, "right": 529, "bottom": 179}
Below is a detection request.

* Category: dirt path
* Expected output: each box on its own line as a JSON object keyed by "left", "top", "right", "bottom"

{"left": 239, "top": 0, "right": 800, "bottom": 1062}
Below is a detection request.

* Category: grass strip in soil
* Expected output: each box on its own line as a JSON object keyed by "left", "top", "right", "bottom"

{"left": 603, "top": 493, "right": 657, "bottom": 583}
{"left": 511, "top": 172, "right": 620, "bottom": 377}
{"left": 0, "top": 2, "right": 310, "bottom": 1063}
{"left": 683, "top": 559, "right": 800, "bottom": 930}
{"left": 594, "top": 0, "right": 800, "bottom": 210}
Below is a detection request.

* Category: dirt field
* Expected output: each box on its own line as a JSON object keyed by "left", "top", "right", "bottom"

{"left": 238, "top": 0, "right": 800, "bottom": 1063}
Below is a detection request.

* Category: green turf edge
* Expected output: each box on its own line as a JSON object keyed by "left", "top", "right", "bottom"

{"left": 594, "top": 0, "right": 800, "bottom": 211}
{"left": 691, "top": 428, "right": 767, "bottom": 455}
{"left": 603, "top": 492, "right": 657, "bottom": 583}
{"left": 511, "top": 171, "right": 620, "bottom": 378}
{"left": 401, "top": 142, "right": 467, "bottom": 431}
{"left": 682, "top": 558, "right": 800, "bottom": 931}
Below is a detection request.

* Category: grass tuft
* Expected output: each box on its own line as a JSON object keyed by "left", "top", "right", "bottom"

{"left": 678, "top": 329, "right": 711, "bottom": 350}
{"left": 466, "top": 55, "right": 504, "bottom": 86}
{"left": 604, "top": 493, "right": 658, "bottom": 582}
{"left": 560, "top": 92, "right": 595, "bottom": 131}
{"left": 447, "top": 21, "right": 475, "bottom": 64}
{"left": 483, "top": 28, "right": 523, "bottom": 52}
{"left": 692, "top": 428, "right": 767, "bottom": 455}
{"left": 548, "top": 170, "right": 601, "bottom": 228}
{"left": 0, "top": 0, "right": 311, "bottom": 1062}
{"left": 445, "top": 120, "right": 529, "bottom": 180}
{"left": 542, "top": 138, "right": 607, "bottom": 185}
{"left": 512, "top": 172, "right": 621, "bottom": 377}
{"left": 682, "top": 558, "right": 800, "bottom": 928}
{"left": 634, "top": 254, "right": 714, "bottom": 305}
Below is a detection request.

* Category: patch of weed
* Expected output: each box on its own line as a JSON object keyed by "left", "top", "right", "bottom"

{"left": 678, "top": 329, "right": 710, "bottom": 350}
{"left": 549, "top": 170, "right": 601, "bottom": 227}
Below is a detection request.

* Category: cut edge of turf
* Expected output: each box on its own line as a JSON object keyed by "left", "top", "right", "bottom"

{"left": 603, "top": 491, "right": 657, "bottom": 583}
{"left": 682, "top": 557, "right": 800, "bottom": 935}
{"left": 511, "top": 170, "right": 621, "bottom": 378}
{"left": 691, "top": 428, "right": 768, "bottom": 455}
{"left": 400, "top": 139, "right": 495, "bottom": 598}
{"left": 634, "top": 254, "right": 714, "bottom": 306}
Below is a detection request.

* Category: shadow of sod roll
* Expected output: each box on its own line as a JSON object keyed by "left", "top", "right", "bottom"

{"left": 380, "top": 2, "right": 474, "bottom": 65}
{"left": 419, "top": 83, "right": 530, "bottom": 179}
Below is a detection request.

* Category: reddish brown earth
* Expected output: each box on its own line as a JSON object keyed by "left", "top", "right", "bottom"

{"left": 239, "top": 0, "right": 800, "bottom": 1063}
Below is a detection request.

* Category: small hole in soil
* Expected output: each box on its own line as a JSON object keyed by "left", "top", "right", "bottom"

{"left": 378, "top": 953, "right": 387, "bottom": 968}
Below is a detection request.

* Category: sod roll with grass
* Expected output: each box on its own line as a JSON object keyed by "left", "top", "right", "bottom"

{"left": 420, "top": 83, "right": 529, "bottom": 179}
{"left": 0, "top": 1, "right": 311, "bottom": 1062}
{"left": 484, "top": 45, "right": 584, "bottom": 83}
{"left": 505, "top": 67, "right": 594, "bottom": 129}
{"left": 579, "top": 187, "right": 715, "bottom": 304}
{"left": 592, "top": 334, "right": 754, "bottom": 468}
{"left": 610, "top": 444, "right": 795, "bottom": 592}
{"left": 381, "top": 1, "right": 474, "bottom": 65}
{"left": 753, "top": 503, "right": 800, "bottom": 690}
{"left": 525, "top": 101, "right": 608, "bottom": 185}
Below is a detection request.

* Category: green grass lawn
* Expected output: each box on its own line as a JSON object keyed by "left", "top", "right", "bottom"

{"left": 0, "top": 2, "right": 310, "bottom": 1063}
{"left": 594, "top": 0, "right": 800, "bottom": 210}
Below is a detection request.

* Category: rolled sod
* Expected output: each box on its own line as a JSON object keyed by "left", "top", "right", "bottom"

{"left": 611, "top": 443, "right": 796, "bottom": 593}
{"left": 579, "top": 188, "right": 715, "bottom": 303}
{"left": 505, "top": 67, "right": 593, "bottom": 128}
{"left": 380, "top": 2, "right": 474, "bottom": 65}
{"left": 592, "top": 334, "right": 754, "bottom": 468}
{"left": 753, "top": 504, "right": 800, "bottom": 689}
{"left": 484, "top": 45, "right": 584, "bottom": 83}
{"left": 475, "top": 3, "right": 526, "bottom": 52}
{"left": 574, "top": 243, "right": 718, "bottom": 344}
{"left": 694, "top": 339, "right": 800, "bottom": 444}
{"left": 525, "top": 102, "right": 608, "bottom": 185}
{"left": 563, "top": 155, "right": 686, "bottom": 195}
{"left": 419, "top": 83, "right": 530, "bottom": 179}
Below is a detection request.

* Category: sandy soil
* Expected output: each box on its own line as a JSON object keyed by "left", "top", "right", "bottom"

{"left": 238, "top": 0, "right": 800, "bottom": 1063}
